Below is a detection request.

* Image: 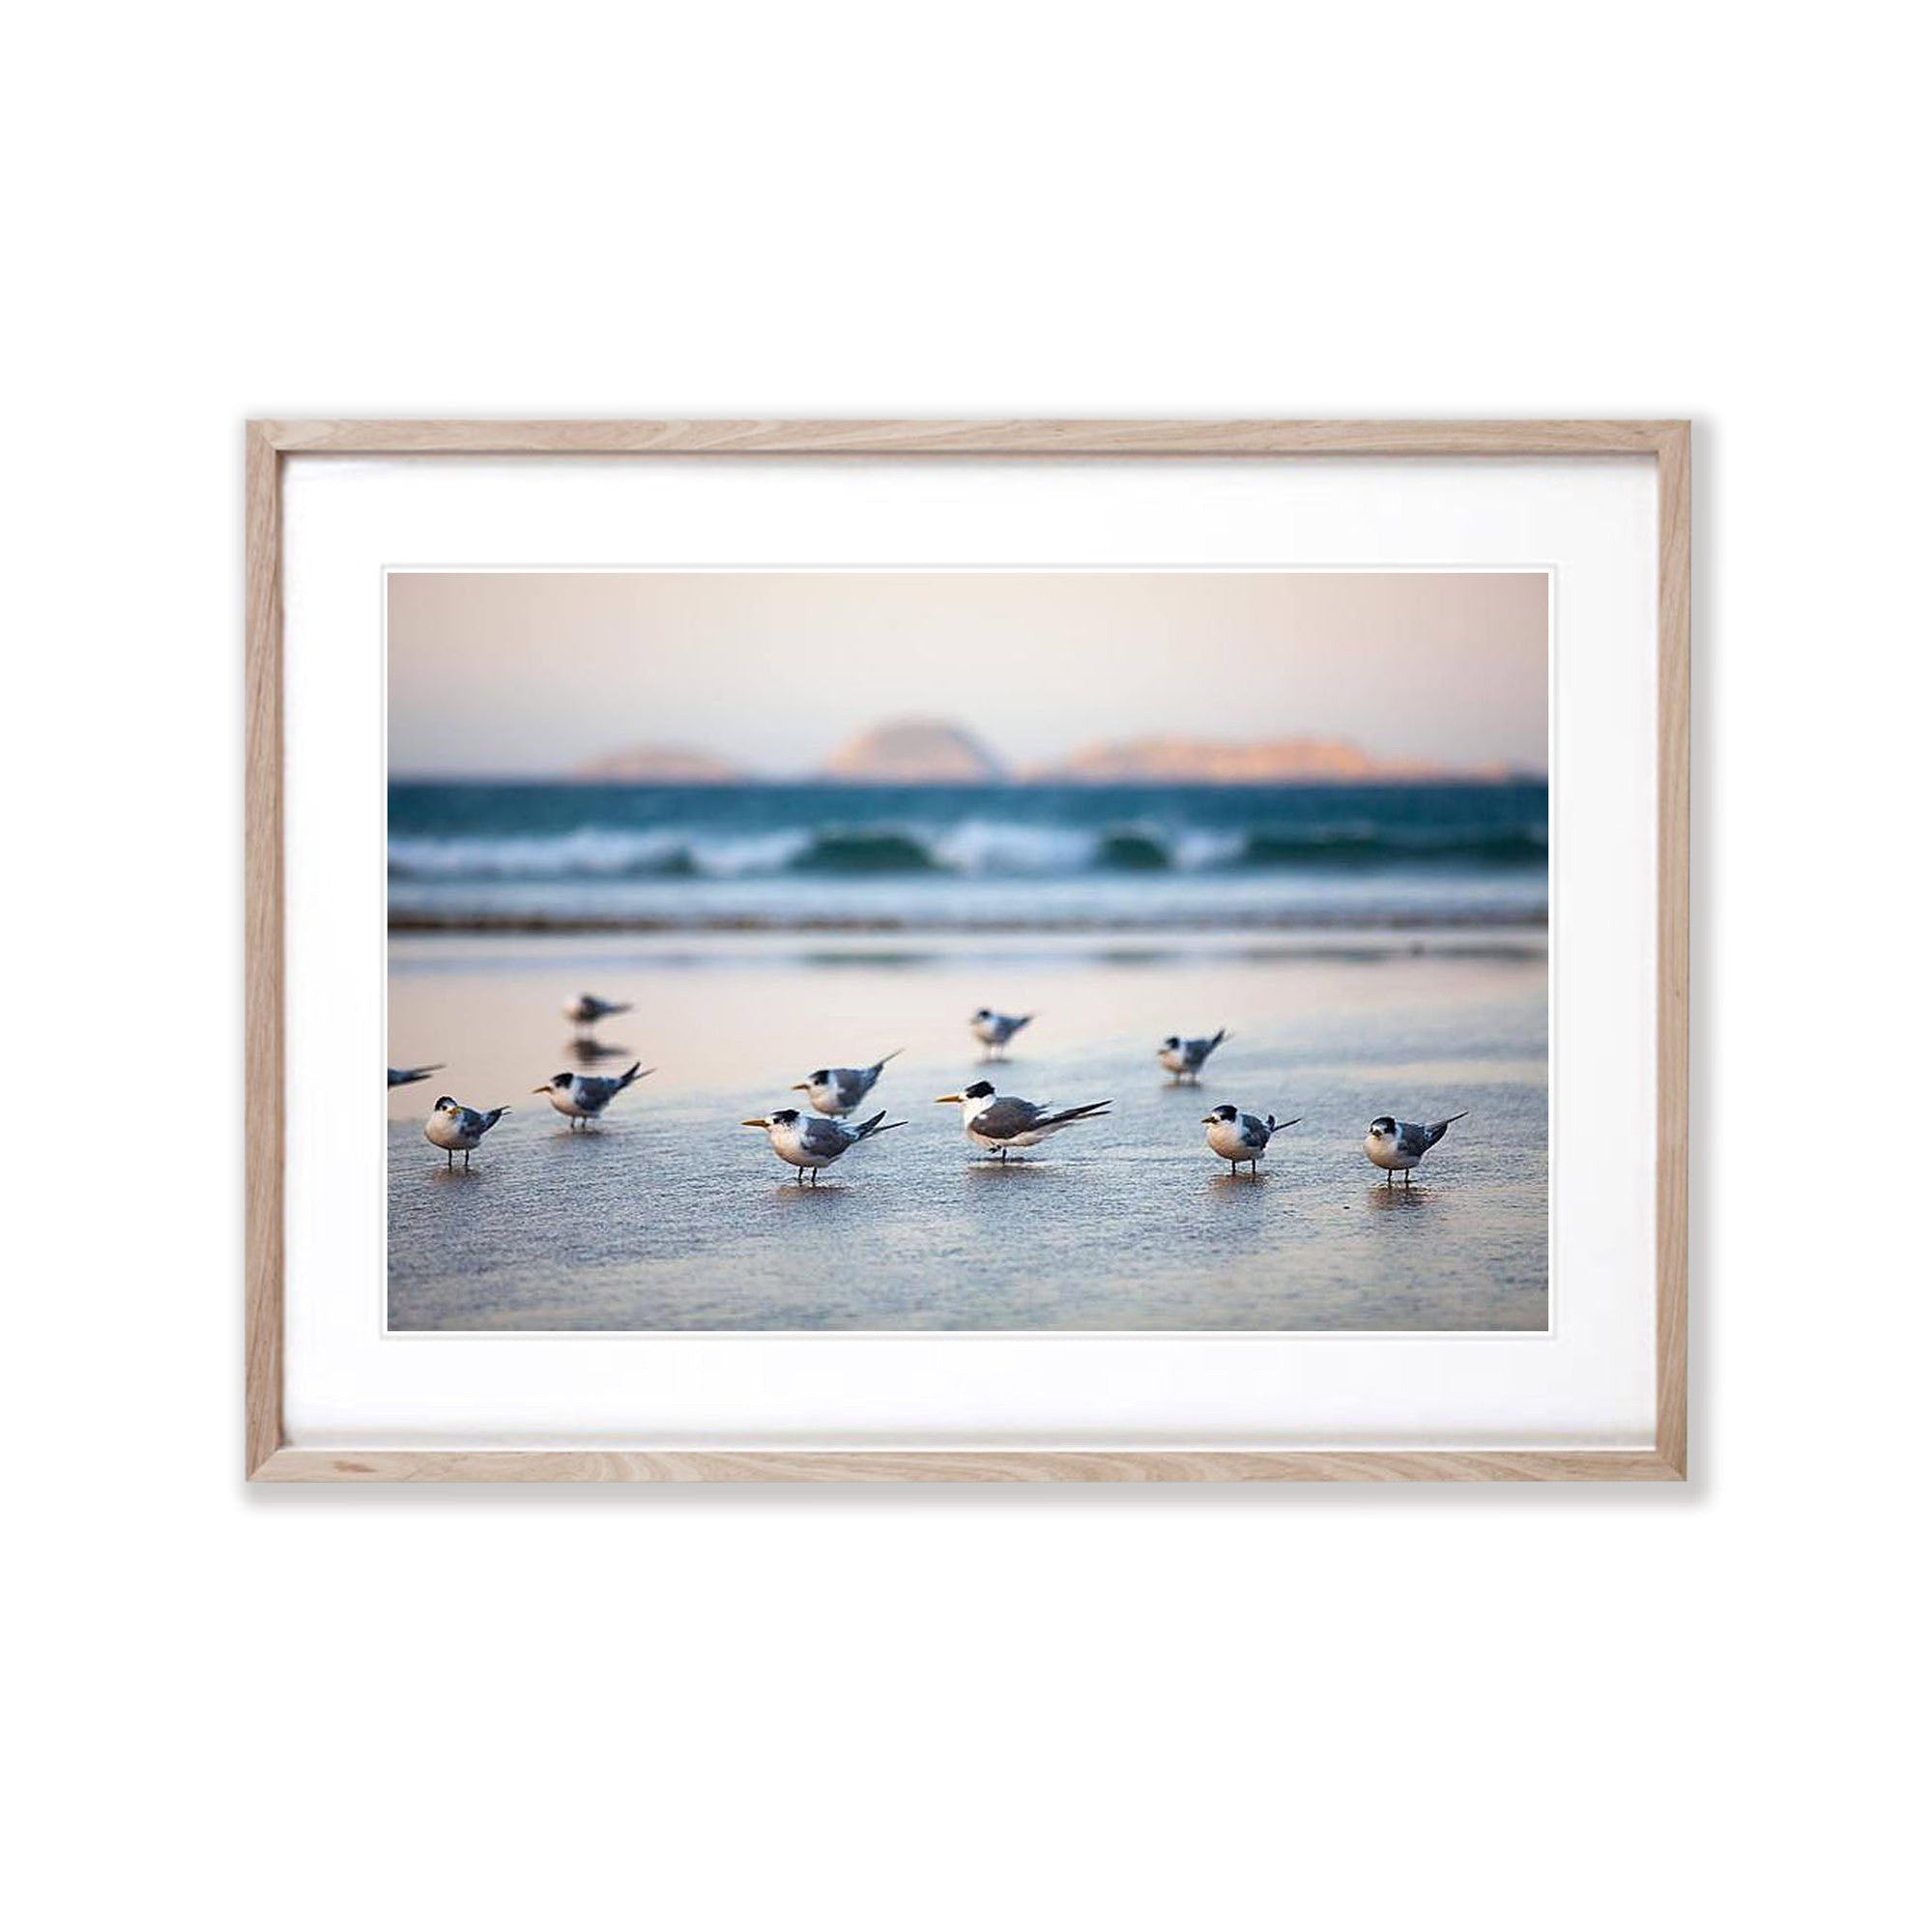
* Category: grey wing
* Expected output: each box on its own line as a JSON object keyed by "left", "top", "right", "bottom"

{"left": 576, "top": 1076, "right": 618, "bottom": 1104}
{"left": 833, "top": 1069, "right": 866, "bottom": 1103}
{"left": 971, "top": 1097, "right": 1047, "bottom": 1140}
{"left": 799, "top": 1117, "right": 855, "bottom": 1156}
{"left": 1396, "top": 1122, "right": 1429, "bottom": 1156}
{"left": 455, "top": 1108, "right": 485, "bottom": 1136}
{"left": 1238, "top": 1113, "right": 1269, "bottom": 1144}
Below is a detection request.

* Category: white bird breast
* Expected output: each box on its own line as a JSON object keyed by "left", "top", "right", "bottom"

{"left": 809, "top": 1071, "right": 869, "bottom": 1115}
{"left": 769, "top": 1120, "right": 839, "bottom": 1168}
{"left": 425, "top": 1110, "right": 482, "bottom": 1150}
{"left": 1207, "top": 1117, "right": 1266, "bottom": 1162}
{"left": 1364, "top": 1131, "right": 1419, "bottom": 1171}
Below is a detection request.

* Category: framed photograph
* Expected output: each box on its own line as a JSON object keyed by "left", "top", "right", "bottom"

{"left": 246, "top": 419, "right": 1688, "bottom": 1482}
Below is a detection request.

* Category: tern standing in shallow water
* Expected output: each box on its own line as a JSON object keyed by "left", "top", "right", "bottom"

{"left": 792, "top": 1050, "right": 903, "bottom": 1117}
{"left": 1160, "top": 1028, "right": 1228, "bottom": 1083}
{"left": 935, "top": 1081, "right": 1111, "bottom": 1162}
{"left": 741, "top": 1107, "right": 905, "bottom": 1183}
{"left": 424, "top": 1096, "right": 511, "bottom": 1168}
{"left": 968, "top": 1008, "right": 1033, "bottom": 1060}
{"left": 1202, "top": 1104, "right": 1300, "bottom": 1176}
{"left": 388, "top": 1062, "right": 444, "bottom": 1089}
{"left": 533, "top": 1062, "right": 653, "bottom": 1129}
{"left": 1364, "top": 1111, "right": 1468, "bottom": 1185}
{"left": 562, "top": 993, "right": 631, "bottom": 1034}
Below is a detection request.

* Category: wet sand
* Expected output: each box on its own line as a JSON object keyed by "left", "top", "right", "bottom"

{"left": 388, "top": 929, "right": 1548, "bottom": 1330}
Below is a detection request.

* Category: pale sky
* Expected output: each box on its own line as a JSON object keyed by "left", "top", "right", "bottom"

{"left": 388, "top": 570, "right": 1547, "bottom": 776}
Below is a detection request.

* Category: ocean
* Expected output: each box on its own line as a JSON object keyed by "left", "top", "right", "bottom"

{"left": 389, "top": 779, "right": 1548, "bottom": 930}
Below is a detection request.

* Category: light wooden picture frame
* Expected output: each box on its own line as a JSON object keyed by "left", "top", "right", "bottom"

{"left": 245, "top": 419, "right": 1688, "bottom": 1483}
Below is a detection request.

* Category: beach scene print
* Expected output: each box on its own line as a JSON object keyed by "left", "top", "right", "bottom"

{"left": 388, "top": 570, "right": 1548, "bottom": 1331}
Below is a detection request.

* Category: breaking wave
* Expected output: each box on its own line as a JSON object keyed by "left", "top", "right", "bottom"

{"left": 389, "top": 816, "right": 1546, "bottom": 881}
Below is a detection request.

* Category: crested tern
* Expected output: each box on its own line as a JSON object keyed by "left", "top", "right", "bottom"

{"left": 935, "top": 1081, "right": 1111, "bottom": 1161}
{"left": 740, "top": 1106, "right": 905, "bottom": 1183}
{"left": 388, "top": 1062, "right": 444, "bottom": 1089}
{"left": 1364, "top": 1111, "right": 1468, "bottom": 1186}
{"left": 1159, "top": 1028, "right": 1228, "bottom": 1083}
{"left": 1202, "top": 1103, "right": 1301, "bottom": 1176}
{"left": 424, "top": 1095, "right": 511, "bottom": 1169}
{"left": 562, "top": 993, "right": 632, "bottom": 1031}
{"left": 792, "top": 1049, "right": 903, "bottom": 1118}
{"left": 968, "top": 1008, "right": 1033, "bottom": 1059}
{"left": 533, "top": 1061, "right": 654, "bottom": 1129}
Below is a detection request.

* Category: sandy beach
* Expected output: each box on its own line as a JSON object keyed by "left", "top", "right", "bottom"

{"left": 388, "top": 928, "right": 1548, "bottom": 1330}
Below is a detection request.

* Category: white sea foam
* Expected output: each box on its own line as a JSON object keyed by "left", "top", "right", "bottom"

{"left": 928, "top": 820, "right": 1097, "bottom": 874}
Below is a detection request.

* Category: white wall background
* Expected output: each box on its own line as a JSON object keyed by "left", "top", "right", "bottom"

{"left": 6, "top": 4, "right": 1924, "bottom": 1928}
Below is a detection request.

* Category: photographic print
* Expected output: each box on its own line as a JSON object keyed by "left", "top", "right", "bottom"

{"left": 387, "top": 568, "right": 1549, "bottom": 1332}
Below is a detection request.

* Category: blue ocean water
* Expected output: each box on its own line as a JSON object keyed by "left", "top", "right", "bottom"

{"left": 388, "top": 780, "right": 1547, "bottom": 930}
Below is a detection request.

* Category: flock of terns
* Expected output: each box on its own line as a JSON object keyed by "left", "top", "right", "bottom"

{"left": 391, "top": 995, "right": 1470, "bottom": 1188}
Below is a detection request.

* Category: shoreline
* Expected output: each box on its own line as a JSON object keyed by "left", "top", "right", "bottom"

{"left": 389, "top": 909, "right": 1550, "bottom": 937}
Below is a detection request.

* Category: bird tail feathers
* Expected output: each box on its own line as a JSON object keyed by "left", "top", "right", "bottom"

{"left": 1427, "top": 1110, "right": 1469, "bottom": 1145}
{"left": 1043, "top": 1100, "right": 1111, "bottom": 1127}
{"left": 854, "top": 1110, "right": 907, "bottom": 1139}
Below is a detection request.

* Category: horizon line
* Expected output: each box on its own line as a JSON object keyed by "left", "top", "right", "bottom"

{"left": 388, "top": 768, "right": 1550, "bottom": 787}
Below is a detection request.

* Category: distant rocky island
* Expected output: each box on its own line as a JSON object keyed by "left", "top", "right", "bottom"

{"left": 821, "top": 718, "right": 1006, "bottom": 784}
{"left": 817, "top": 719, "right": 1509, "bottom": 784}
{"left": 1037, "top": 735, "right": 1505, "bottom": 784}
{"left": 571, "top": 744, "right": 746, "bottom": 783}
{"left": 565, "top": 719, "right": 1528, "bottom": 785}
